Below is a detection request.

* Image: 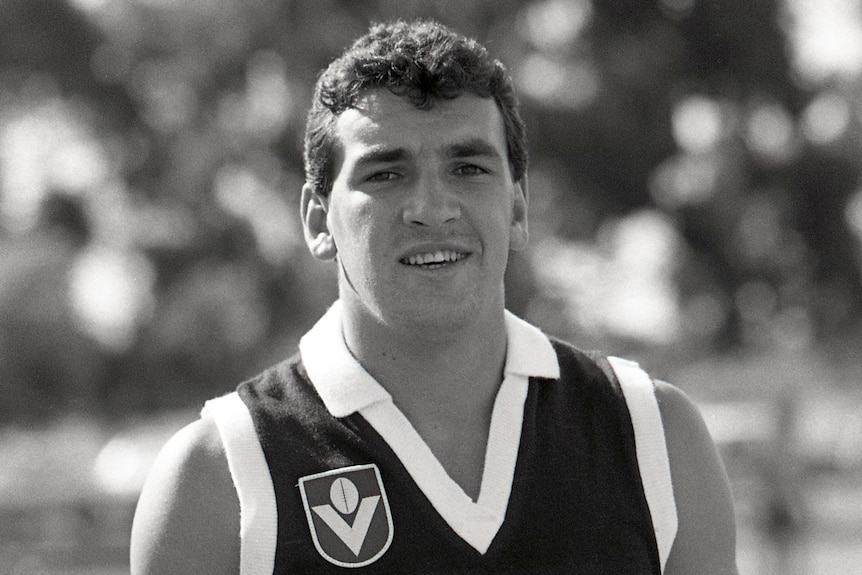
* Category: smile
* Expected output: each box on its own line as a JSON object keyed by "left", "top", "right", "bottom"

{"left": 401, "top": 250, "right": 467, "bottom": 268}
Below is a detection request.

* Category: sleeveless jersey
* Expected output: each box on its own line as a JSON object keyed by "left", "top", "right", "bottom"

{"left": 203, "top": 305, "right": 676, "bottom": 574}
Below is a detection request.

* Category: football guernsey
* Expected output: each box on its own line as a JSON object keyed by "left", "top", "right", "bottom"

{"left": 202, "top": 301, "right": 677, "bottom": 573}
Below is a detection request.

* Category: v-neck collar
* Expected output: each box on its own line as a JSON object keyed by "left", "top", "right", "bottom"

{"left": 298, "top": 300, "right": 560, "bottom": 553}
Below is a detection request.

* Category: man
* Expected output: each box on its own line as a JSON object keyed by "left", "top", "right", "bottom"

{"left": 131, "top": 20, "right": 738, "bottom": 574}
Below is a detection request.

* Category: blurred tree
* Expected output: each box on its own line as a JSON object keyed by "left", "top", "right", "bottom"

{"left": 0, "top": 194, "right": 107, "bottom": 424}
{"left": 519, "top": 0, "right": 861, "bottom": 356}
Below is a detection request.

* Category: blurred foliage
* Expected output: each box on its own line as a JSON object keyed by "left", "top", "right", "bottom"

{"left": 2, "top": 0, "right": 862, "bottom": 425}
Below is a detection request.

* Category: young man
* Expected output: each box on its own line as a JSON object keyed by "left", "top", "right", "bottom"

{"left": 131, "top": 21, "right": 738, "bottom": 574}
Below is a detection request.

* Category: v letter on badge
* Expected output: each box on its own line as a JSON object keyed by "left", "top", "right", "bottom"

{"left": 299, "top": 464, "right": 394, "bottom": 568}
{"left": 313, "top": 495, "right": 380, "bottom": 556}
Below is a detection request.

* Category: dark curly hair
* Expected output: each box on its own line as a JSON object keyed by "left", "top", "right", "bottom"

{"left": 303, "top": 20, "right": 528, "bottom": 196}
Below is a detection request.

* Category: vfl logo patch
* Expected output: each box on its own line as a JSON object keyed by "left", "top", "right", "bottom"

{"left": 298, "top": 464, "right": 393, "bottom": 568}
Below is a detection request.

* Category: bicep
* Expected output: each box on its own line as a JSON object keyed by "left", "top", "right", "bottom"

{"left": 656, "top": 381, "right": 739, "bottom": 575}
{"left": 130, "top": 417, "right": 241, "bottom": 575}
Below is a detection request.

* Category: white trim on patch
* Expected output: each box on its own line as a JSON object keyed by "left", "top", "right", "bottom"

{"left": 297, "top": 463, "right": 394, "bottom": 568}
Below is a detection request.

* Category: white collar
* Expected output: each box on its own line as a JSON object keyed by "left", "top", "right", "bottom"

{"left": 298, "top": 299, "right": 560, "bottom": 554}
{"left": 299, "top": 300, "right": 560, "bottom": 418}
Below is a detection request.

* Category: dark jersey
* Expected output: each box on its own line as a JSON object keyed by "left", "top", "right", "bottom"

{"left": 202, "top": 306, "right": 676, "bottom": 574}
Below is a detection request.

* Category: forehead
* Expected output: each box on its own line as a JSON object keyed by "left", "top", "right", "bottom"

{"left": 332, "top": 89, "right": 508, "bottom": 161}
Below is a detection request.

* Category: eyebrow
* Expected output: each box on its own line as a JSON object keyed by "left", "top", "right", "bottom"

{"left": 353, "top": 147, "right": 409, "bottom": 170}
{"left": 447, "top": 138, "right": 504, "bottom": 161}
{"left": 351, "top": 138, "right": 504, "bottom": 170}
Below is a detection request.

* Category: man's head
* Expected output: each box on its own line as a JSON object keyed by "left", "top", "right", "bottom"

{"left": 303, "top": 20, "right": 527, "bottom": 197}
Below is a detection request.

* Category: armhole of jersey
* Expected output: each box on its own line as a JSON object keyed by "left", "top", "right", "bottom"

{"left": 201, "top": 392, "right": 277, "bottom": 575}
{"left": 607, "top": 356, "right": 678, "bottom": 573}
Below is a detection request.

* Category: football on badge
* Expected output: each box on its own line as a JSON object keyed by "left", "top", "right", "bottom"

{"left": 298, "top": 464, "right": 394, "bottom": 568}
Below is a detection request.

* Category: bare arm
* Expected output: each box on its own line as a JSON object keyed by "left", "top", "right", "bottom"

{"left": 656, "top": 381, "right": 739, "bottom": 575}
{"left": 130, "top": 416, "right": 241, "bottom": 575}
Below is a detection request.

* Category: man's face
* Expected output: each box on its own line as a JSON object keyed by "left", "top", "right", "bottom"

{"left": 302, "top": 88, "right": 527, "bottom": 333}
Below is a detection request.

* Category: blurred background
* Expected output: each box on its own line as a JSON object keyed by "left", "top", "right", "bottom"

{"left": 1, "top": 0, "right": 861, "bottom": 573}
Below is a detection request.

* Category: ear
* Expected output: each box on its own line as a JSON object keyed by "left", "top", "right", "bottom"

{"left": 509, "top": 174, "right": 529, "bottom": 252}
{"left": 301, "top": 182, "right": 337, "bottom": 261}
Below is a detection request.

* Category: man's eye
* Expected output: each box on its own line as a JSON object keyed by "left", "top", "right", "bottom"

{"left": 366, "top": 171, "right": 399, "bottom": 182}
{"left": 454, "top": 164, "right": 487, "bottom": 176}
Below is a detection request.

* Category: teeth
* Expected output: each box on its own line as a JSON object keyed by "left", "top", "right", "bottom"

{"left": 404, "top": 250, "right": 465, "bottom": 266}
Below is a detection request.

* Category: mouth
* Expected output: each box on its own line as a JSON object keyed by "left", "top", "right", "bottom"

{"left": 400, "top": 249, "right": 468, "bottom": 270}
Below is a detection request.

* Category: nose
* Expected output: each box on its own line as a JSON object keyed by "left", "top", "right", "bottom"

{"left": 402, "top": 172, "right": 460, "bottom": 227}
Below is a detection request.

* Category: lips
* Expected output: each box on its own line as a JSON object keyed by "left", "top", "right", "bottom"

{"left": 400, "top": 249, "right": 467, "bottom": 267}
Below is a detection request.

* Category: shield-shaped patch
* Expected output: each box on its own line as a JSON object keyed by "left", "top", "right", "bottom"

{"left": 298, "top": 463, "right": 394, "bottom": 568}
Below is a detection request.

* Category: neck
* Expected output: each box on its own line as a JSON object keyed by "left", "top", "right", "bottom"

{"left": 339, "top": 297, "right": 509, "bottom": 418}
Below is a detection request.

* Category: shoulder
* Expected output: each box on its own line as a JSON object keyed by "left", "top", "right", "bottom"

{"left": 654, "top": 380, "right": 714, "bottom": 443}
{"left": 130, "top": 415, "right": 240, "bottom": 575}
{"left": 238, "top": 352, "right": 308, "bottom": 405}
{"left": 546, "top": 338, "right": 616, "bottom": 387}
{"left": 654, "top": 381, "right": 739, "bottom": 575}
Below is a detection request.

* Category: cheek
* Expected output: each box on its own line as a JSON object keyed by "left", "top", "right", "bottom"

{"left": 490, "top": 212, "right": 523, "bottom": 262}
{"left": 329, "top": 202, "right": 380, "bottom": 258}
{"left": 479, "top": 203, "right": 516, "bottom": 241}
